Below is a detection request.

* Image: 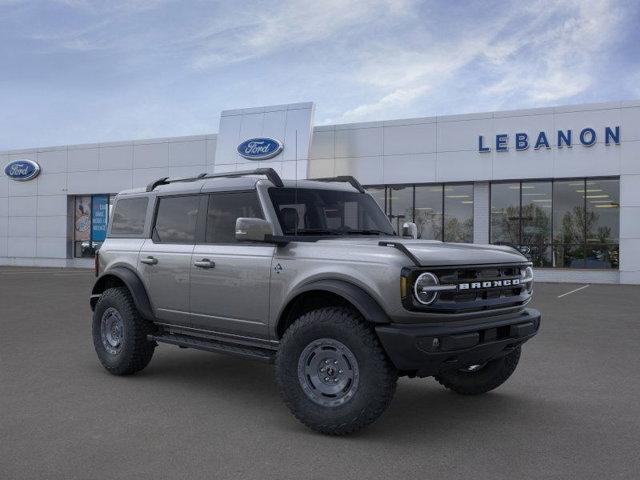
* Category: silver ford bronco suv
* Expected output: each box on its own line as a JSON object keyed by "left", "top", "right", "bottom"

{"left": 90, "top": 168, "right": 540, "bottom": 435}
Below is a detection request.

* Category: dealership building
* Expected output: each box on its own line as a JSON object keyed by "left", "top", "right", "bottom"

{"left": 1, "top": 100, "right": 639, "bottom": 284}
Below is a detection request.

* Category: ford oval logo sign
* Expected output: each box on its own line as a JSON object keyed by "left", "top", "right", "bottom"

{"left": 4, "top": 159, "right": 41, "bottom": 181}
{"left": 237, "top": 137, "right": 283, "bottom": 160}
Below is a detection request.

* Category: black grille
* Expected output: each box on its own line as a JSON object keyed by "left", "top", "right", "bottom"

{"left": 409, "top": 264, "right": 531, "bottom": 314}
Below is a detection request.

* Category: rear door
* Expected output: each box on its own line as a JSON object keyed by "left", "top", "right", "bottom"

{"left": 189, "top": 191, "right": 274, "bottom": 339}
{"left": 139, "top": 194, "right": 202, "bottom": 326}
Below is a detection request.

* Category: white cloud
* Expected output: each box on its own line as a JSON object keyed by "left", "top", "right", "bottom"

{"left": 337, "top": 35, "right": 494, "bottom": 121}
{"left": 482, "top": 0, "right": 621, "bottom": 104}
{"left": 191, "top": 0, "right": 413, "bottom": 69}
{"left": 334, "top": 0, "right": 625, "bottom": 122}
{"left": 0, "top": 0, "right": 634, "bottom": 149}
{"left": 339, "top": 85, "right": 429, "bottom": 121}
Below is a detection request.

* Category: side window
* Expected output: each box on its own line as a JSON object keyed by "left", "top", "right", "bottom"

{"left": 153, "top": 195, "right": 200, "bottom": 244}
{"left": 277, "top": 203, "right": 306, "bottom": 233}
{"left": 206, "top": 192, "right": 263, "bottom": 244}
{"left": 110, "top": 197, "right": 148, "bottom": 236}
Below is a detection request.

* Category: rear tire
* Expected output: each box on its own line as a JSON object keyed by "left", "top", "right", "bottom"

{"left": 275, "top": 307, "right": 397, "bottom": 435}
{"left": 435, "top": 347, "right": 521, "bottom": 395}
{"left": 92, "top": 287, "right": 155, "bottom": 375}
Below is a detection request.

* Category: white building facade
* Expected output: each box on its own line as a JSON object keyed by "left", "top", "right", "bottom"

{"left": 1, "top": 100, "right": 639, "bottom": 284}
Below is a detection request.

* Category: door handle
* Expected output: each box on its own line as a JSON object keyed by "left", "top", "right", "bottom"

{"left": 140, "top": 256, "right": 158, "bottom": 265}
{"left": 194, "top": 259, "right": 215, "bottom": 269}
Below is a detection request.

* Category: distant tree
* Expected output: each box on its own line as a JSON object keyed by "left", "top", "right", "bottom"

{"left": 415, "top": 210, "right": 442, "bottom": 240}
{"left": 491, "top": 205, "right": 520, "bottom": 244}
{"left": 444, "top": 217, "right": 473, "bottom": 243}
{"left": 555, "top": 206, "right": 609, "bottom": 244}
{"left": 520, "top": 203, "right": 552, "bottom": 266}
{"left": 521, "top": 203, "right": 551, "bottom": 246}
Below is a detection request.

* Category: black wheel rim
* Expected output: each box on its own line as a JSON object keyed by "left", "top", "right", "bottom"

{"left": 297, "top": 338, "right": 359, "bottom": 407}
{"left": 101, "top": 307, "right": 124, "bottom": 355}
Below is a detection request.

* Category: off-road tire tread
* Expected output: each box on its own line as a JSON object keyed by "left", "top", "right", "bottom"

{"left": 435, "top": 347, "right": 521, "bottom": 395}
{"left": 92, "top": 287, "right": 155, "bottom": 375}
{"left": 276, "top": 307, "right": 397, "bottom": 435}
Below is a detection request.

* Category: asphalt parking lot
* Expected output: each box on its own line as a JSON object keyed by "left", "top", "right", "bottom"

{"left": 1, "top": 268, "right": 639, "bottom": 480}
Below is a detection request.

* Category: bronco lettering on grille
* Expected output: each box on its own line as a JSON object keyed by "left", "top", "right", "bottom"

{"left": 458, "top": 278, "right": 520, "bottom": 290}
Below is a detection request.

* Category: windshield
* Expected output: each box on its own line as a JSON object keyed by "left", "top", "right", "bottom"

{"left": 269, "top": 188, "right": 395, "bottom": 236}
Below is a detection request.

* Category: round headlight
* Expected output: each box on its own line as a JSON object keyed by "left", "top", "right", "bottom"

{"left": 521, "top": 266, "right": 534, "bottom": 292}
{"left": 413, "top": 272, "right": 439, "bottom": 305}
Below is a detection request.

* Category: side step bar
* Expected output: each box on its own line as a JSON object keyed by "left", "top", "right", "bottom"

{"left": 148, "top": 333, "right": 275, "bottom": 363}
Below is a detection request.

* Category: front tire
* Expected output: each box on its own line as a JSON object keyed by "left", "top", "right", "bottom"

{"left": 275, "top": 307, "right": 397, "bottom": 435}
{"left": 92, "top": 287, "right": 156, "bottom": 375}
{"left": 435, "top": 347, "right": 521, "bottom": 395}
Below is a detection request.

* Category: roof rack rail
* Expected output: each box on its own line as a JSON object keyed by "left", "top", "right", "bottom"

{"left": 145, "top": 167, "right": 284, "bottom": 192}
{"left": 311, "top": 175, "right": 365, "bottom": 193}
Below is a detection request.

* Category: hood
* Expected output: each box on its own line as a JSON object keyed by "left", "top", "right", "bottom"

{"left": 315, "top": 237, "right": 528, "bottom": 266}
{"left": 397, "top": 239, "right": 527, "bottom": 266}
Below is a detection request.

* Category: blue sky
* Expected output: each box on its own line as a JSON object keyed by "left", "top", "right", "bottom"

{"left": 1, "top": 0, "right": 639, "bottom": 150}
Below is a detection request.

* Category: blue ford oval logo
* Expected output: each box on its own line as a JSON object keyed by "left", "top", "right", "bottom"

{"left": 4, "top": 159, "right": 41, "bottom": 181}
{"left": 237, "top": 137, "right": 283, "bottom": 160}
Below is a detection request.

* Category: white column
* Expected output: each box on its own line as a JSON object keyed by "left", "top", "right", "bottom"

{"left": 619, "top": 173, "right": 640, "bottom": 284}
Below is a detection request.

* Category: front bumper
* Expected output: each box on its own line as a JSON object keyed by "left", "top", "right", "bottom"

{"left": 375, "top": 308, "right": 541, "bottom": 377}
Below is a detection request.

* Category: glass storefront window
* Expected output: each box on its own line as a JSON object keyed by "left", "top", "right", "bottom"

{"left": 490, "top": 178, "right": 619, "bottom": 269}
{"left": 444, "top": 184, "right": 473, "bottom": 243}
{"left": 74, "top": 194, "right": 115, "bottom": 258}
{"left": 585, "top": 179, "right": 619, "bottom": 242}
{"left": 388, "top": 186, "right": 413, "bottom": 234}
{"left": 364, "top": 183, "right": 474, "bottom": 242}
{"left": 553, "top": 180, "right": 587, "bottom": 268}
{"left": 414, "top": 185, "right": 442, "bottom": 240}
{"left": 490, "top": 182, "right": 520, "bottom": 245}
{"left": 553, "top": 180, "right": 586, "bottom": 245}
{"left": 585, "top": 178, "right": 619, "bottom": 269}
{"left": 367, "top": 187, "right": 386, "bottom": 214}
{"left": 521, "top": 181, "right": 552, "bottom": 266}
{"left": 74, "top": 196, "right": 92, "bottom": 257}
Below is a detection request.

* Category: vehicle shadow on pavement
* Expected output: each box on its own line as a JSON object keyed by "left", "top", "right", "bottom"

{"left": 369, "top": 381, "right": 543, "bottom": 439}
{"left": 115, "top": 346, "right": 554, "bottom": 440}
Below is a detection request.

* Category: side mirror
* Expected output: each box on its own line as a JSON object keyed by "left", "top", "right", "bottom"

{"left": 402, "top": 222, "right": 418, "bottom": 239}
{"left": 235, "top": 217, "right": 273, "bottom": 242}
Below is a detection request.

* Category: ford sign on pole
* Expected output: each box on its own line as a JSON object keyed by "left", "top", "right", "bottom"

{"left": 4, "top": 159, "right": 41, "bottom": 181}
{"left": 237, "top": 138, "right": 283, "bottom": 160}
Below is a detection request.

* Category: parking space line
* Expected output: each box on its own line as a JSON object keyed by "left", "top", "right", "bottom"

{"left": 557, "top": 284, "right": 590, "bottom": 298}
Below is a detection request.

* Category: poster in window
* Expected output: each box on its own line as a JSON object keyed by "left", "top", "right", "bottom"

{"left": 75, "top": 196, "right": 91, "bottom": 241}
{"left": 91, "top": 195, "right": 109, "bottom": 242}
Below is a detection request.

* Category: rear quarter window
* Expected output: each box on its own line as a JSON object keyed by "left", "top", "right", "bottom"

{"left": 109, "top": 197, "right": 149, "bottom": 236}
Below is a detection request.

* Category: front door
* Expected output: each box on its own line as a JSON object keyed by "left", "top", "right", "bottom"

{"left": 189, "top": 191, "right": 274, "bottom": 339}
{"left": 139, "top": 194, "right": 201, "bottom": 326}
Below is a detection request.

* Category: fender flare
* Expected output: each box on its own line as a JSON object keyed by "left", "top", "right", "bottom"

{"left": 90, "top": 266, "right": 154, "bottom": 321}
{"left": 281, "top": 279, "right": 390, "bottom": 325}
